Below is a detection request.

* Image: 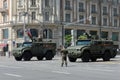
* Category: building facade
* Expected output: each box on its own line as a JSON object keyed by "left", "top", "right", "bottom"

{"left": 0, "top": 0, "right": 61, "bottom": 53}
{"left": 11, "top": 0, "right": 61, "bottom": 47}
{"left": 0, "top": 0, "right": 13, "bottom": 53}
{"left": 0, "top": 0, "right": 120, "bottom": 53}
{"left": 61, "top": 0, "right": 120, "bottom": 47}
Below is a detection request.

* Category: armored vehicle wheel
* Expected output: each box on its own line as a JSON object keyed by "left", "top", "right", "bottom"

{"left": 103, "top": 51, "right": 110, "bottom": 61}
{"left": 15, "top": 56, "right": 22, "bottom": 61}
{"left": 90, "top": 57, "right": 97, "bottom": 62}
{"left": 45, "top": 51, "right": 53, "bottom": 60}
{"left": 37, "top": 56, "right": 44, "bottom": 60}
{"left": 68, "top": 57, "right": 77, "bottom": 62}
{"left": 23, "top": 52, "right": 32, "bottom": 61}
{"left": 81, "top": 51, "right": 90, "bottom": 62}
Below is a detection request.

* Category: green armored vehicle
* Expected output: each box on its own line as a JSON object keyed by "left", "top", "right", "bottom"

{"left": 12, "top": 41, "right": 56, "bottom": 61}
{"left": 67, "top": 40, "right": 117, "bottom": 62}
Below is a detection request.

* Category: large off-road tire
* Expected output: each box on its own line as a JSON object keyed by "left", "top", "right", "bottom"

{"left": 68, "top": 57, "right": 77, "bottom": 62}
{"left": 103, "top": 51, "right": 110, "bottom": 61}
{"left": 81, "top": 51, "right": 90, "bottom": 62}
{"left": 23, "top": 52, "right": 32, "bottom": 61}
{"left": 45, "top": 51, "right": 53, "bottom": 60}
{"left": 14, "top": 56, "right": 22, "bottom": 61}
{"left": 37, "top": 56, "right": 44, "bottom": 60}
{"left": 90, "top": 57, "right": 97, "bottom": 62}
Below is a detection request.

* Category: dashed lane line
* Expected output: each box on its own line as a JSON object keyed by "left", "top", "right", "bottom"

{"left": 4, "top": 73, "right": 22, "bottom": 77}
{"left": 86, "top": 68, "right": 115, "bottom": 72}
{"left": 52, "top": 71, "right": 71, "bottom": 75}
{"left": 0, "top": 65, "right": 23, "bottom": 69}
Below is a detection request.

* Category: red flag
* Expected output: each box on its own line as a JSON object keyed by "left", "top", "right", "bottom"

{"left": 26, "top": 29, "right": 32, "bottom": 39}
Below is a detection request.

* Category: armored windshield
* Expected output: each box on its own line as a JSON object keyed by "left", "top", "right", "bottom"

{"left": 76, "top": 40, "right": 91, "bottom": 46}
{"left": 22, "top": 42, "right": 32, "bottom": 47}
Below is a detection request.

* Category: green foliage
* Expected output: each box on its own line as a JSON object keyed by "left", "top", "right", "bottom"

{"left": 65, "top": 35, "right": 72, "bottom": 47}
{"left": 78, "top": 35, "right": 99, "bottom": 40}
{"left": 78, "top": 35, "right": 87, "bottom": 40}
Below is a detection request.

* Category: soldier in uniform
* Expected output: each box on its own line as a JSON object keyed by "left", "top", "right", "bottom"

{"left": 61, "top": 45, "right": 68, "bottom": 67}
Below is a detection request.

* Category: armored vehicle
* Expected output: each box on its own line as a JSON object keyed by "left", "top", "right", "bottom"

{"left": 67, "top": 40, "right": 117, "bottom": 62}
{"left": 12, "top": 41, "right": 56, "bottom": 61}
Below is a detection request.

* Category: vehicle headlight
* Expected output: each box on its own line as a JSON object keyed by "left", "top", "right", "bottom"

{"left": 77, "top": 49, "right": 81, "bottom": 51}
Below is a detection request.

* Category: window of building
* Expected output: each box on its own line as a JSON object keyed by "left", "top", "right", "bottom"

{"left": 65, "top": 13, "right": 71, "bottom": 22}
{"left": 19, "top": 12, "right": 23, "bottom": 22}
{"left": 113, "top": 8, "right": 117, "bottom": 16}
{"left": 3, "top": 13, "right": 7, "bottom": 23}
{"left": 31, "top": 12, "right": 36, "bottom": 20}
{"left": 101, "top": 31, "right": 108, "bottom": 39}
{"left": 79, "top": 15, "right": 84, "bottom": 24}
{"left": 3, "top": 29, "right": 8, "bottom": 39}
{"left": 30, "top": 29, "right": 38, "bottom": 37}
{"left": 45, "top": 12, "right": 49, "bottom": 21}
{"left": 45, "top": 0, "right": 49, "bottom": 7}
{"left": 114, "top": 19, "right": 118, "bottom": 27}
{"left": 112, "top": 32, "right": 119, "bottom": 41}
{"left": 65, "top": 0, "right": 71, "bottom": 10}
{"left": 77, "top": 30, "right": 85, "bottom": 39}
{"left": 43, "top": 29, "right": 53, "bottom": 39}
{"left": 91, "top": 4, "right": 96, "bottom": 13}
{"left": 3, "top": 0, "right": 7, "bottom": 9}
{"left": 103, "top": 18, "right": 107, "bottom": 26}
{"left": 31, "top": 0, "right": 36, "bottom": 6}
{"left": 65, "top": 29, "right": 71, "bottom": 35}
{"left": 79, "top": 2, "right": 84, "bottom": 12}
{"left": 18, "top": 0, "right": 23, "bottom": 7}
{"left": 103, "top": 6, "right": 107, "bottom": 15}
{"left": 112, "top": 0, "right": 119, "bottom": 4}
{"left": 90, "top": 31, "right": 97, "bottom": 36}
{"left": 17, "top": 29, "right": 23, "bottom": 38}
{"left": 91, "top": 16, "right": 96, "bottom": 25}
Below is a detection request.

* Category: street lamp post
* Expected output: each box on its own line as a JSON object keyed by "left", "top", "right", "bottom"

{"left": 98, "top": 0, "right": 102, "bottom": 40}
{"left": 61, "top": 22, "right": 64, "bottom": 46}
{"left": 23, "top": 12, "right": 28, "bottom": 42}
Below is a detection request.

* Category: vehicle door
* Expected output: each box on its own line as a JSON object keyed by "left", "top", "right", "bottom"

{"left": 90, "top": 41, "right": 102, "bottom": 55}
{"left": 31, "top": 43, "right": 43, "bottom": 55}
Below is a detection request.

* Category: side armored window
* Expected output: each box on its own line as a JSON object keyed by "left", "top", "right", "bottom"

{"left": 94, "top": 41, "right": 98, "bottom": 45}
{"left": 97, "top": 41, "right": 102, "bottom": 45}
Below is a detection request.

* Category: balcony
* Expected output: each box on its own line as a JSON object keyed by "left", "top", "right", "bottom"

{"left": 0, "top": 8, "right": 8, "bottom": 13}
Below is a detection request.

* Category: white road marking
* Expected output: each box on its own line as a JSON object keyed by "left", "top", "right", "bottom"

{"left": 52, "top": 71, "right": 71, "bottom": 75}
{"left": 86, "top": 68, "right": 114, "bottom": 72}
{"left": 4, "top": 73, "right": 22, "bottom": 77}
{"left": 0, "top": 65, "right": 23, "bottom": 69}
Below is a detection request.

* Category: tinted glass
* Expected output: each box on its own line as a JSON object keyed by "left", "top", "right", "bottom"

{"left": 76, "top": 40, "right": 91, "bottom": 45}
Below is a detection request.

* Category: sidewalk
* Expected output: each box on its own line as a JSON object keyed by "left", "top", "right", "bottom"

{"left": 0, "top": 56, "right": 14, "bottom": 61}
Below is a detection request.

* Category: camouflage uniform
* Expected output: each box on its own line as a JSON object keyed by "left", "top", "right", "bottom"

{"left": 61, "top": 46, "right": 68, "bottom": 67}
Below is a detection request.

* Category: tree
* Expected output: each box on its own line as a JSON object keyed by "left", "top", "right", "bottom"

{"left": 78, "top": 35, "right": 87, "bottom": 40}
{"left": 65, "top": 35, "right": 72, "bottom": 47}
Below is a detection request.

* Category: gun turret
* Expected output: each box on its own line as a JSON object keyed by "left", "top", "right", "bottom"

{"left": 32, "top": 37, "right": 43, "bottom": 42}
{"left": 83, "top": 32, "right": 91, "bottom": 39}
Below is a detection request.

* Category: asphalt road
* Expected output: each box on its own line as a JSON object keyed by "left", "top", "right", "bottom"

{"left": 0, "top": 55, "right": 120, "bottom": 80}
